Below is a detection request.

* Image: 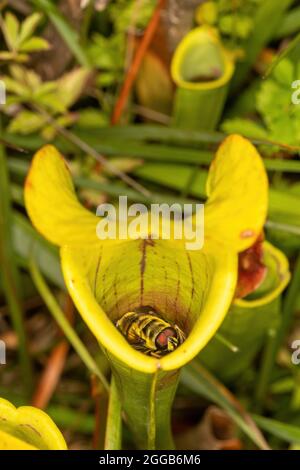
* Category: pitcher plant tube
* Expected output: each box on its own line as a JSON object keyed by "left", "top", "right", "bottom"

{"left": 171, "top": 26, "right": 235, "bottom": 131}
{"left": 24, "top": 134, "right": 268, "bottom": 449}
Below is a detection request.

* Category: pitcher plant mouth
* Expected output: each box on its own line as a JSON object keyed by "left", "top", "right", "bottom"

{"left": 24, "top": 134, "right": 268, "bottom": 374}
{"left": 235, "top": 241, "right": 291, "bottom": 308}
{"left": 171, "top": 26, "right": 234, "bottom": 90}
{"left": 61, "top": 239, "right": 237, "bottom": 373}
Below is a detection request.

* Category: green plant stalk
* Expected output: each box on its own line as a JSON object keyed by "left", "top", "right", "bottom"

{"left": 29, "top": 257, "right": 109, "bottom": 391}
{"left": 231, "top": 0, "right": 293, "bottom": 91}
{"left": 104, "top": 377, "right": 122, "bottom": 450}
{"left": 0, "top": 142, "right": 33, "bottom": 396}
{"left": 107, "top": 355, "right": 178, "bottom": 449}
{"left": 172, "top": 86, "right": 229, "bottom": 131}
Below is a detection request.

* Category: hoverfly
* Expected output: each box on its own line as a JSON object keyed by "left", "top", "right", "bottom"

{"left": 116, "top": 307, "right": 185, "bottom": 358}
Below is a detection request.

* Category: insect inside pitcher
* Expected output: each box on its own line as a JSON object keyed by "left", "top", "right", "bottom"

{"left": 116, "top": 307, "right": 186, "bottom": 358}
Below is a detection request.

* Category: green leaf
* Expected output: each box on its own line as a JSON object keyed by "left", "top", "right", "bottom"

{"left": 57, "top": 68, "right": 91, "bottom": 109}
{"left": 19, "top": 12, "right": 43, "bottom": 44}
{"left": 2, "top": 12, "right": 20, "bottom": 51}
{"left": 19, "top": 37, "right": 50, "bottom": 52}
{"left": 35, "top": 93, "right": 67, "bottom": 114}
{"left": 0, "top": 51, "right": 20, "bottom": 61}
{"left": 8, "top": 110, "right": 46, "bottom": 135}
{"left": 273, "top": 58, "right": 294, "bottom": 86}
{"left": 252, "top": 415, "right": 300, "bottom": 443}
{"left": 222, "top": 118, "right": 269, "bottom": 139}
{"left": 34, "top": 81, "right": 58, "bottom": 97}
{"left": 76, "top": 109, "right": 109, "bottom": 128}
{"left": 3, "top": 76, "right": 30, "bottom": 96}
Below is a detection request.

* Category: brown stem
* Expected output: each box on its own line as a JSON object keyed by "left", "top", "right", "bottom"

{"left": 111, "top": 0, "right": 166, "bottom": 125}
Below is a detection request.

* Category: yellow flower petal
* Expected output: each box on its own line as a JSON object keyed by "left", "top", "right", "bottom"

{"left": 0, "top": 398, "right": 67, "bottom": 450}
{"left": 205, "top": 134, "right": 268, "bottom": 251}
{"left": 24, "top": 145, "right": 99, "bottom": 246}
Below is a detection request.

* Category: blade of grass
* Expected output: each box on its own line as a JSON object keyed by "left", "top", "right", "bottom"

{"left": 264, "top": 30, "right": 300, "bottom": 78}
{"left": 182, "top": 361, "right": 270, "bottom": 450}
{"left": 104, "top": 377, "right": 122, "bottom": 450}
{"left": 5, "top": 124, "right": 300, "bottom": 154}
{"left": 31, "top": 0, "right": 91, "bottom": 67}
{"left": 0, "top": 140, "right": 33, "bottom": 396}
{"left": 92, "top": 375, "right": 109, "bottom": 450}
{"left": 252, "top": 414, "right": 300, "bottom": 443}
{"left": 29, "top": 256, "right": 110, "bottom": 392}
{"left": 77, "top": 126, "right": 300, "bottom": 153}
{"left": 4, "top": 130, "right": 300, "bottom": 171}
{"left": 266, "top": 220, "right": 300, "bottom": 236}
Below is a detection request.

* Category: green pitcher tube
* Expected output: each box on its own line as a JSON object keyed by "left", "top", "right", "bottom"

{"left": 199, "top": 242, "right": 290, "bottom": 383}
{"left": 171, "top": 26, "right": 234, "bottom": 131}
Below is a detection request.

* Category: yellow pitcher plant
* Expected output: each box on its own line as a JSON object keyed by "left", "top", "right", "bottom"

{"left": 0, "top": 398, "right": 67, "bottom": 450}
{"left": 25, "top": 134, "right": 268, "bottom": 449}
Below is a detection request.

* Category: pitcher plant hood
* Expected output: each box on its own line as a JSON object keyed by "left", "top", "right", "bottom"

{"left": 24, "top": 134, "right": 268, "bottom": 374}
{"left": 0, "top": 398, "right": 67, "bottom": 450}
